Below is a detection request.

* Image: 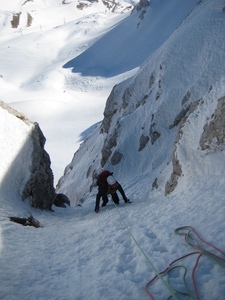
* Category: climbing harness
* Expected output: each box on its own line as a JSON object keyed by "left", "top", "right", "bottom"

{"left": 145, "top": 226, "right": 225, "bottom": 300}
{"left": 113, "top": 203, "right": 179, "bottom": 300}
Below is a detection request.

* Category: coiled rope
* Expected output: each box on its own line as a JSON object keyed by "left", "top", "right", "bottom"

{"left": 145, "top": 225, "right": 225, "bottom": 299}
{"left": 113, "top": 203, "right": 179, "bottom": 300}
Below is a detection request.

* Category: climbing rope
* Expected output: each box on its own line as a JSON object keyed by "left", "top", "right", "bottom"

{"left": 113, "top": 203, "right": 179, "bottom": 300}
{"left": 175, "top": 226, "right": 225, "bottom": 268}
{"left": 145, "top": 226, "right": 225, "bottom": 300}
{"left": 145, "top": 251, "right": 200, "bottom": 300}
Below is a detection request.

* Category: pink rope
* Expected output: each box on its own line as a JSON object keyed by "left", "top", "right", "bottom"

{"left": 192, "top": 253, "right": 202, "bottom": 300}
{"left": 144, "top": 226, "right": 225, "bottom": 300}
{"left": 176, "top": 226, "right": 225, "bottom": 258}
{"left": 144, "top": 252, "right": 199, "bottom": 299}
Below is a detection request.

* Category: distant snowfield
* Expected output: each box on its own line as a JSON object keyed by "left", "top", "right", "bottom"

{"left": 0, "top": 2, "right": 137, "bottom": 183}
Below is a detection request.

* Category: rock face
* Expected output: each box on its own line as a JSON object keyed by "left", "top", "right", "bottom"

{"left": 200, "top": 96, "right": 225, "bottom": 151}
{"left": 22, "top": 122, "right": 55, "bottom": 210}
{"left": 0, "top": 101, "right": 55, "bottom": 210}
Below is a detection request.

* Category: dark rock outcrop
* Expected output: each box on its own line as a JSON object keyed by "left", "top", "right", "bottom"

{"left": 54, "top": 193, "right": 70, "bottom": 208}
{"left": 22, "top": 123, "right": 55, "bottom": 210}
{"left": 200, "top": 96, "right": 225, "bottom": 151}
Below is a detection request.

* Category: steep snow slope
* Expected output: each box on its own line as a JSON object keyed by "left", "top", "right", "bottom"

{"left": 57, "top": 0, "right": 225, "bottom": 204}
{"left": 64, "top": 0, "right": 198, "bottom": 77}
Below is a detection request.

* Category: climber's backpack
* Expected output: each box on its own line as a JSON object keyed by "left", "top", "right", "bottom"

{"left": 97, "top": 170, "right": 112, "bottom": 186}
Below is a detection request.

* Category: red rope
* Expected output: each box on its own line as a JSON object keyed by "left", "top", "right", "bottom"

{"left": 175, "top": 226, "right": 225, "bottom": 258}
{"left": 192, "top": 253, "right": 202, "bottom": 300}
{"left": 144, "top": 252, "right": 199, "bottom": 300}
{"left": 144, "top": 226, "right": 225, "bottom": 300}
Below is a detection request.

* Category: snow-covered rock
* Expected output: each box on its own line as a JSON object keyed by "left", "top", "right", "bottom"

{"left": 0, "top": 100, "right": 55, "bottom": 209}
